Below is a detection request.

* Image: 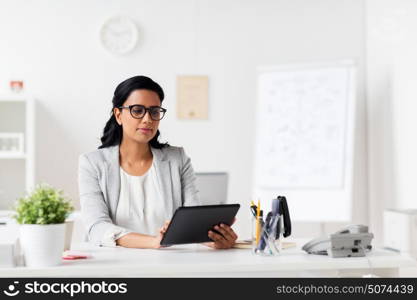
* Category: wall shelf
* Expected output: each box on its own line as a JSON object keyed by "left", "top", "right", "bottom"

{"left": 0, "top": 94, "right": 35, "bottom": 209}
{"left": 0, "top": 94, "right": 28, "bottom": 102}
{"left": 0, "top": 154, "right": 27, "bottom": 159}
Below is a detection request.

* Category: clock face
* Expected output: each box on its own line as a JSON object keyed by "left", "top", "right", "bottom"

{"left": 100, "top": 16, "right": 138, "bottom": 55}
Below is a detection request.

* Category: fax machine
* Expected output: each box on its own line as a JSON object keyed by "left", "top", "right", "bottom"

{"left": 302, "top": 224, "right": 374, "bottom": 258}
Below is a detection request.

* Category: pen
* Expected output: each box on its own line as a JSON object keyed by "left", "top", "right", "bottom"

{"left": 272, "top": 197, "right": 281, "bottom": 239}
{"left": 250, "top": 200, "right": 263, "bottom": 217}
{"left": 258, "top": 211, "right": 269, "bottom": 251}
{"left": 250, "top": 200, "right": 257, "bottom": 217}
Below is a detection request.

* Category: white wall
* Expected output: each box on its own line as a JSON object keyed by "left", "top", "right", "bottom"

{"left": 366, "top": 0, "right": 417, "bottom": 245}
{"left": 0, "top": 0, "right": 367, "bottom": 238}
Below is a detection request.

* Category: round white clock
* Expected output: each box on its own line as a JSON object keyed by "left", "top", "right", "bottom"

{"left": 100, "top": 16, "right": 139, "bottom": 55}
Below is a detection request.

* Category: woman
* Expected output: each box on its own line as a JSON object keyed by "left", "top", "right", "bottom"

{"left": 78, "top": 75, "right": 237, "bottom": 249}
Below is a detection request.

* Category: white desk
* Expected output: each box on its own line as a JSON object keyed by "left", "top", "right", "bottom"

{"left": 1, "top": 239, "right": 415, "bottom": 277}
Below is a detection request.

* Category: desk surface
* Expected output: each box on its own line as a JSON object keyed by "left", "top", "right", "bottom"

{"left": 1, "top": 239, "right": 415, "bottom": 277}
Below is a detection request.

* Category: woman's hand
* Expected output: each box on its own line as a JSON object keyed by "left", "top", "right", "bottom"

{"left": 152, "top": 220, "right": 170, "bottom": 249}
{"left": 203, "top": 218, "right": 238, "bottom": 249}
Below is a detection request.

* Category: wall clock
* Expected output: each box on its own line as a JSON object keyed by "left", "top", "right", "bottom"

{"left": 100, "top": 16, "right": 139, "bottom": 55}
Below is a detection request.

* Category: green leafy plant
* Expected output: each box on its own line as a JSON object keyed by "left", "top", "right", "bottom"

{"left": 14, "top": 184, "right": 74, "bottom": 224}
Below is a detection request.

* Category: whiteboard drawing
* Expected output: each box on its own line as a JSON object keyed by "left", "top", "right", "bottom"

{"left": 254, "top": 63, "right": 355, "bottom": 190}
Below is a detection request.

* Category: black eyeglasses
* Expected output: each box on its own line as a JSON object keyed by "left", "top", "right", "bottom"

{"left": 118, "top": 105, "right": 167, "bottom": 121}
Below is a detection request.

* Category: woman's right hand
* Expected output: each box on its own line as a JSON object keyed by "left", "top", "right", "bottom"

{"left": 152, "top": 220, "right": 170, "bottom": 249}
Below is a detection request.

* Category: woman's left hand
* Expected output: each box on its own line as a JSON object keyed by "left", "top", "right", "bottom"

{"left": 203, "top": 219, "right": 238, "bottom": 249}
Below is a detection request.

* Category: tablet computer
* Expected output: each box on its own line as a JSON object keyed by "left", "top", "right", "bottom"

{"left": 160, "top": 204, "right": 240, "bottom": 246}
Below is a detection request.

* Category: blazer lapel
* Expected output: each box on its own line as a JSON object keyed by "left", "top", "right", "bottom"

{"left": 151, "top": 147, "right": 174, "bottom": 213}
{"left": 105, "top": 145, "right": 121, "bottom": 220}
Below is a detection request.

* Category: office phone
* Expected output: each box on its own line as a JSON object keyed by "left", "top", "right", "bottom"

{"left": 302, "top": 224, "right": 374, "bottom": 258}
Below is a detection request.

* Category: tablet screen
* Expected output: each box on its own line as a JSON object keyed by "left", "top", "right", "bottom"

{"left": 160, "top": 204, "right": 240, "bottom": 246}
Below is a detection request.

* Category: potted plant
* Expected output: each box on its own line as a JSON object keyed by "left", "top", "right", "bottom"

{"left": 14, "top": 184, "right": 73, "bottom": 267}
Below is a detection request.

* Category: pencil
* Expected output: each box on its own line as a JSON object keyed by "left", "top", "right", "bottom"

{"left": 255, "top": 199, "right": 261, "bottom": 245}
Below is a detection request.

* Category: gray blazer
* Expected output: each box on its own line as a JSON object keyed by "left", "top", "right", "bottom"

{"left": 78, "top": 145, "right": 200, "bottom": 245}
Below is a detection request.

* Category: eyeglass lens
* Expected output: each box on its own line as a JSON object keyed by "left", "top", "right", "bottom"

{"left": 130, "top": 105, "right": 164, "bottom": 120}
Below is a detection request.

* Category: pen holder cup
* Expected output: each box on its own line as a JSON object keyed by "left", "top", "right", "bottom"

{"left": 251, "top": 214, "right": 282, "bottom": 256}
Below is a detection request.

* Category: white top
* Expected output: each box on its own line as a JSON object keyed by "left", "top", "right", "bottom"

{"left": 102, "top": 162, "right": 168, "bottom": 246}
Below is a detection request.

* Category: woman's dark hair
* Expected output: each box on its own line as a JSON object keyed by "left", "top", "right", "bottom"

{"left": 99, "top": 75, "right": 169, "bottom": 149}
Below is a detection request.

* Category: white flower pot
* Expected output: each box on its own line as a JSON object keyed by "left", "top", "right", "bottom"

{"left": 20, "top": 223, "right": 65, "bottom": 267}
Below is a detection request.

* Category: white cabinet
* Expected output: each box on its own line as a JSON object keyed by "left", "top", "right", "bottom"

{"left": 0, "top": 94, "right": 35, "bottom": 209}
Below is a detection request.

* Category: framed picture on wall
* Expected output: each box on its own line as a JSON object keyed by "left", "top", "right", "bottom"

{"left": 176, "top": 75, "right": 209, "bottom": 120}
{"left": 0, "top": 133, "right": 24, "bottom": 156}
